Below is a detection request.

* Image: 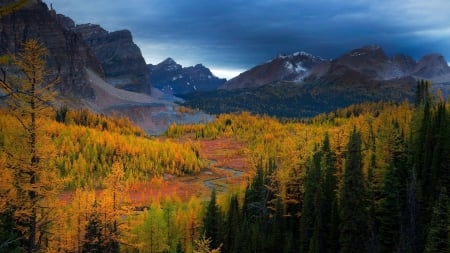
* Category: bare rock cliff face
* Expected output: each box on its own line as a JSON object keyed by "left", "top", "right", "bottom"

{"left": 0, "top": 0, "right": 104, "bottom": 98}
{"left": 73, "top": 23, "right": 152, "bottom": 94}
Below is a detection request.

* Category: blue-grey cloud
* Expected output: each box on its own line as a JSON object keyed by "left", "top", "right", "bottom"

{"left": 46, "top": 0, "right": 450, "bottom": 78}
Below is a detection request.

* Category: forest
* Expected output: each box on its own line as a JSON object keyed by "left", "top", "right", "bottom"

{"left": 0, "top": 41, "right": 449, "bottom": 253}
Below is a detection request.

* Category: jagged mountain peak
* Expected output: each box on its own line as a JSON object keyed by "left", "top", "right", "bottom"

{"left": 414, "top": 53, "right": 450, "bottom": 79}
{"left": 160, "top": 57, "right": 178, "bottom": 65}
{"left": 148, "top": 59, "right": 225, "bottom": 95}
{"left": 272, "top": 51, "right": 324, "bottom": 65}
{"left": 193, "top": 63, "right": 206, "bottom": 69}
{"left": 153, "top": 58, "right": 183, "bottom": 72}
{"left": 221, "top": 50, "right": 325, "bottom": 90}
{"left": 418, "top": 53, "right": 447, "bottom": 65}
{"left": 73, "top": 23, "right": 151, "bottom": 93}
{"left": 219, "top": 45, "right": 450, "bottom": 92}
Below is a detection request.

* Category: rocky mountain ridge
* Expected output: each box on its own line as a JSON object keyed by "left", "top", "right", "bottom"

{"left": 69, "top": 21, "right": 152, "bottom": 94}
{"left": 309, "top": 45, "right": 450, "bottom": 83}
{"left": 148, "top": 58, "right": 226, "bottom": 95}
{"left": 0, "top": 0, "right": 209, "bottom": 134}
{"left": 221, "top": 45, "right": 450, "bottom": 92}
{"left": 221, "top": 51, "right": 325, "bottom": 90}
{"left": 0, "top": 0, "right": 103, "bottom": 98}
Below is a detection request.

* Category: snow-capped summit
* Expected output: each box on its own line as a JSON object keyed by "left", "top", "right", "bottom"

{"left": 220, "top": 51, "right": 326, "bottom": 90}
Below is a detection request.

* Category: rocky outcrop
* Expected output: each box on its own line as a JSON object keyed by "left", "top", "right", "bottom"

{"left": 148, "top": 58, "right": 225, "bottom": 95}
{"left": 0, "top": 0, "right": 103, "bottom": 98}
{"left": 73, "top": 23, "right": 152, "bottom": 94}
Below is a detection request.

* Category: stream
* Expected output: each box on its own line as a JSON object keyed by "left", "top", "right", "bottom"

{"left": 203, "top": 163, "right": 244, "bottom": 192}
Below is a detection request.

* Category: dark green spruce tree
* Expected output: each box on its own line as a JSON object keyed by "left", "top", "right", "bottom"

{"left": 423, "top": 188, "right": 450, "bottom": 253}
{"left": 339, "top": 129, "right": 368, "bottom": 253}
{"left": 203, "top": 189, "right": 222, "bottom": 249}
{"left": 320, "top": 133, "right": 339, "bottom": 253}
{"left": 300, "top": 146, "right": 322, "bottom": 253}
{"left": 222, "top": 194, "right": 240, "bottom": 253}
{"left": 82, "top": 212, "right": 103, "bottom": 253}
{"left": 377, "top": 164, "right": 401, "bottom": 253}
{"left": 413, "top": 81, "right": 450, "bottom": 251}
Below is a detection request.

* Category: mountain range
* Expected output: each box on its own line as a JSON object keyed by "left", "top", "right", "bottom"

{"left": 182, "top": 46, "right": 450, "bottom": 117}
{"left": 148, "top": 58, "right": 226, "bottom": 95}
{"left": 1, "top": 0, "right": 449, "bottom": 130}
{"left": 221, "top": 45, "right": 450, "bottom": 90}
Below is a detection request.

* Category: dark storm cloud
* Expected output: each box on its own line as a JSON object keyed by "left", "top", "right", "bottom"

{"left": 47, "top": 0, "right": 450, "bottom": 78}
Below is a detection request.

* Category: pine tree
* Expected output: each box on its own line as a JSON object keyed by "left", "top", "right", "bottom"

{"left": 300, "top": 147, "right": 322, "bottom": 253}
{"left": 243, "top": 160, "right": 267, "bottom": 220}
{"left": 378, "top": 165, "right": 401, "bottom": 252}
{"left": 223, "top": 195, "right": 240, "bottom": 253}
{"left": 82, "top": 213, "right": 102, "bottom": 253}
{"left": 203, "top": 189, "right": 221, "bottom": 249}
{"left": 339, "top": 129, "right": 368, "bottom": 253}
{"left": 320, "top": 133, "right": 339, "bottom": 253}
{"left": 423, "top": 188, "right": 450, "bottom": 253}
{"left": 270, "top": 197, "right": 286, "bottom": 253}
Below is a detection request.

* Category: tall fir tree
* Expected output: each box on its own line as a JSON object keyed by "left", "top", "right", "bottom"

{"left": 320, "top": 133, "right": 339, "bottom": 253}
{"left": 377, "top": 164, "right": 401, "bottom": 252}
{"left": 203, "top": 189, "right": 222, "bottom": 249}
{"left": 222, "top": 195, "right": 240, "bottom": 253}
{"left": 339, "top": 128, "right": 368, "bottom": 253}
{"left": 300, "top": 146, "right": 322, "bottom": 253}
{"left": 423, "top": 188, "right": 450, "bottom": 253}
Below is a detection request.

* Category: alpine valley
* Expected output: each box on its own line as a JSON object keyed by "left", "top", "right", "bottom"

{"left": 1, "top": 1, "right": 449, "bottom": 124}
{"left": 1, "top": 1, "right": 449, "bottom": 253}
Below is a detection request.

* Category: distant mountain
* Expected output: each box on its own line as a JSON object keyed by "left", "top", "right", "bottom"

{"left": 221, "top": 45, "right": 450, "bottom": 91}
{"left": 183, "top": 45, "right": 450, "bottom": 118}
{"left": 220, "top": 51, "right": 325, "bottom": 90}
{"left": 308, "top": 45, "right": 450, "bottom": 83}
{"left": 148, "top": 58, "right": 226, "bottom": 95}
{"left": 71, "top": 22, "right": 152, "bottom": 94}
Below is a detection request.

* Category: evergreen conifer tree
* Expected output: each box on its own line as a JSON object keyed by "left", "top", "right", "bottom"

{"left": 300, "top": 147, "right": 322, "bottom": 253}
{"left": 203, "top": 189, "right": 221, "bottom": 249}
{"left": 378, "top": 165, "right": 401, "bottom": 252}
{"left": 339, "top": 129, "right": 368, "bottom": 253}
{"left": 424, "top": 188, "right": 450, "bottom": 253}
{"left": 320, "top": 133, "right": 339, "bottom": 253}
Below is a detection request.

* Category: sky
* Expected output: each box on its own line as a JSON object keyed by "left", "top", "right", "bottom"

{"left": 45, "top": 0, "right": 450, "bottom": 79}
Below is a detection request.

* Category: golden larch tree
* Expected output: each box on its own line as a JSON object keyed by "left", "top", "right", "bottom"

{"left": 0, "top": 39, "right": 61, "bottom": 252}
